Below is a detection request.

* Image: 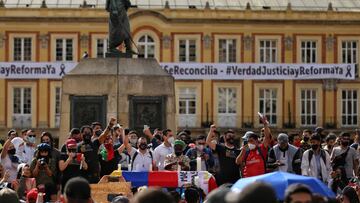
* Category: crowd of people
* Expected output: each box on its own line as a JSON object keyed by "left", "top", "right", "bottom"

{"left": 0, "top": 115, "right": 360, "bottom": 203}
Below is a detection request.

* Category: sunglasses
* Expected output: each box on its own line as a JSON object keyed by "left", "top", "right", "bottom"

{"left": 28, "top": 134, "right": 36, "bottom": 138}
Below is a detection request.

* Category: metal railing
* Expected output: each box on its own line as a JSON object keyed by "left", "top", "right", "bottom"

{"left": 2, "top": 0, "right": 360, "bottom": 11}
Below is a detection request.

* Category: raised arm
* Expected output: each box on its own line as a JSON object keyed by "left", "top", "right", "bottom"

{"left": 206, "top": 124, "right": 217, "bottom": 151}
{"left": 260, "top": 115, "right": 271, "bottom": 148}
{"left": 99, "top": 117, "right": 116, "bottom": 144}
{"left": 0, "top": 138, "right": 12, "bottom": 159}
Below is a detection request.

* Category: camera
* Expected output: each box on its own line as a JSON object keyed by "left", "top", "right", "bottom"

{"left": 39, "top": 158, "right": 47, "bottom": 166}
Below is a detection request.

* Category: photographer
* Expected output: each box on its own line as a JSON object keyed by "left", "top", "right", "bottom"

{"left": 30, "top": 143, "right": 57, "bottom": 202}
{"left": 59, "top": 139, "right": 88, "bottom": 193}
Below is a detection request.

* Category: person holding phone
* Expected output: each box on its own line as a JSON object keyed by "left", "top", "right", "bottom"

{"left": 30, "top": 143, "right": 57, "bottom": 202}
{"left": 267, "top": 133, "right": 302, "bottom": 174}
{"left": 59, "top": 139, "right": 88, "bottom": 193}
{"left": 236, "top": 113, "right": 272, "bottom": 178}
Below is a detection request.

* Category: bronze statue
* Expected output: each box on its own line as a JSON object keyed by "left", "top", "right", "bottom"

{"left": 106, "top": 0, "right": 136, "bottom": 56}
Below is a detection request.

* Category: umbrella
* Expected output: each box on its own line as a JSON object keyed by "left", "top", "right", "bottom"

{"left": 231, "top": 171, "right": 335, "bottom": 200}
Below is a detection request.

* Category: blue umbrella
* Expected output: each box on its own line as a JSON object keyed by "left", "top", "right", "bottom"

{"left": 231, "top": 171, "right": 335, "bottom": 200}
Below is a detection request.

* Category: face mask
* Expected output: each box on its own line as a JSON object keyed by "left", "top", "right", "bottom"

{"left": 42, "top": 142, "right": 51, "bottom": 147}
{"left": 303, "top": 137, "right": 309, "bottom": 142}
{"left": 226, "top": 138, "right": 234, "bottom": 144}
{"left": 342, "top": 141, "right": 349, "bottom": 146}
{"left": 175, "top": 151, "right": 182, "bottom": 156}
{"left": 248, "top": 143, "right": 256, "bottom": 150}
{"left": 139, "top": 143, "right": 147, "bottom": 150}
{"left": 167, "top": 137, "right": 175, "bottom": 145}
{"left": 197, "top": 145, "right": 204, "bottom": 151}
{"left": 130, "top": 138, "right": 138, "bottom": 146}
{"left": 311, "top": 144, "right": 319, "bottom": 150}
{"left": 8, "top": 148, "right": 16, "bottom": 155}
{"left": 27, "top": 136, "right": 36, "bottom": 144}
{"left": 83, "top": 133, "right": 92, "bottom": 143}
{"left": 293, "top": 140, "right": 301, "bottom": 147}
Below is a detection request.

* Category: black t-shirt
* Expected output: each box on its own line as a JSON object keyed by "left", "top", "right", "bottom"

{"left": 215, "top": 144, "right": 241, "bottom": 184}
{"left": 77, "top": 139, "right": 101, "bottom": 178}
{"left": 60, "top": 153, "right": 83, "bottom": 190}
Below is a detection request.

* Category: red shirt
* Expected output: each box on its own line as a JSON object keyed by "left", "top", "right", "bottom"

{"left": 242, "top": 144, "right": 268, "bottom": 178}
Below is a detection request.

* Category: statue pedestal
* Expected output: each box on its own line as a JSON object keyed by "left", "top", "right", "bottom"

{"left": 59, "top": 58, "right": 175, "bottom": 145}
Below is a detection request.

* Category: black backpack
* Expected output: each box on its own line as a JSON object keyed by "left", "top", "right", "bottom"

{"left": 131, "top": 151, "right": 153, "bottom": 171}
{"left": 308, "top": 149, "right": 327, "bottom": 165}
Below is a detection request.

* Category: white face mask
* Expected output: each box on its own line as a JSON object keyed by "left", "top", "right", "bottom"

{"left": 248, "top": 143, "right": 256, "bottom": 150}
{"left": 167, "top": 137, "right": 175, "bottom": 145}
{"left": 27, "top": 136, "right": 36, "bottom": 144}
{"left": 130, "top": 138, "right": 137, "bottom": 145}
{"left": 197, "top": 145, "right": 204, "bottom": 151}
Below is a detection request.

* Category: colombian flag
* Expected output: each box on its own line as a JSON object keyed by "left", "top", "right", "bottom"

{"left": 121, "top": 171, "right": 217, "bottom": 194}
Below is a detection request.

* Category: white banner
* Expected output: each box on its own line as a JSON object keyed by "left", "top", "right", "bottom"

{"left": 178, "top": 171, "right": 212, "bottom": 194}
{"left": 161, "top": 63, "right": 356, "bottom": 80}
{"left": 0, "top": 62, "right": 78, "bottom": 79}
{"left": 0, "top": 62, "right": 356, "bottom": 80}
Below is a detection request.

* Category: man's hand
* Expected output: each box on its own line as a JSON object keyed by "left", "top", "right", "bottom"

{"left": 109, "top": 117, "right": 116, "bottom": 128}
{"left": 203, "top": 153, "right": 209, "bottom": 161}
{"left": 210, "top": 124, "right": 216, "bottom": 133}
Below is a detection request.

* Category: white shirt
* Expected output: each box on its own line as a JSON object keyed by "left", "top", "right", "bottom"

{"left": 153, "top": 143, "right": 173, "bottom": 170}
{"left": 24, "top": 145, "right": 35, "bottom": 165}
{"left": 131, "top": 150, "right": 153, "bottom": 172}
{"left": 279, "top": 151, "right": 288, "bottom": 172}
{"left": 1, "top": 156, "right": 18, "bottom": 182}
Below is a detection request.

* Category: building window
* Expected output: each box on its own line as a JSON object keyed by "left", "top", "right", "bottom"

{"left": 56, "top": 38, "right": 73, "bottom": 61}
{"left": 300, "top": 89, "right": 317, "bottom": 126}
{"left": 301, "top": 41, "right": 317, "bottom": 63}
{"left": 341, "top": 90, "right": 358, "bottom": 126}
{"left": 55, "top": 87, "right": 61, "bottom": 128}
{"left": 259, "top": 89, "right": 277, "bottom": 125}
{"left": 260, "top": 40, "right": 277, "bottom": 63}
{"left": 178, "top": 87, "right": 197, "bottom": 127}
{"left": 96, "top": 38, "right": 108, "bottom": 58}
{"left": 179, "top": 88, "right": 196, "bottom": 115}
{"left": 219, "top": 39, "right": 236, "bottom": 62}
{"left": 13, "top": 87, "right": 32, "bottom": 128}
{"left": 217, "top": 87, "right": 237, "bottom": 127}
{"left": 138, "top": 35, "right": 155, "bottom": 58}
{"left": 13, "top": 37, "right": 32, "bottom": 61}
{"left": 342, "top": 41, "right": 358, "bottom": 77}
{"left": 179, "top": 39, "right": 196, "bottom": 62}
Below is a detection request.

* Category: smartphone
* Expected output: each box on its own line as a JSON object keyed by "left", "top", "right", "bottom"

{"left": 144, "top": 125, "right": 150, "bottom": 130}
{"left": 76, "top": 153, "right": 83, "bottom": 162}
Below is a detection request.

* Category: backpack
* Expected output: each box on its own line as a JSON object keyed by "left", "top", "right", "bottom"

{"left": 131, "top": 151, "right": 153, "bottom": 171}
{"left": 308, "top": 149, "right": 327, "bottom": 165}
{"left": 331, "top": 147, "right": 350, "bottom": 169}
{"left": 244, "top": 147, "right": 266, "bottom": 169}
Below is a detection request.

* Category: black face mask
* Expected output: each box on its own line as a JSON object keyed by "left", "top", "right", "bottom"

{"left": 139, "top": 143, "right": 147, "bottom": 150}
{"left": 175, "top": 151, "right": 183, "bottom": 157}
{"left": 311, "top": 144, "right": 320, "bottom": 150}
{"left": 83, "top": 133, "right": 92, "bottom": 143}
{"left": 303, "top": 137, "right": 309, "bottom": 142}
{"left": 226, "top": 138, "right": 234, "bottom": 144}
{"left": 8, "top": 148, "right": 16, "bottom": 155}
{"left": 342, "top": 141, "right": 349, "bottom": 146}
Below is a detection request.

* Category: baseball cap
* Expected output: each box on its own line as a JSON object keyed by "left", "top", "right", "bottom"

{"left": 66, "top": 139, "right": 77, "bottom": 148}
